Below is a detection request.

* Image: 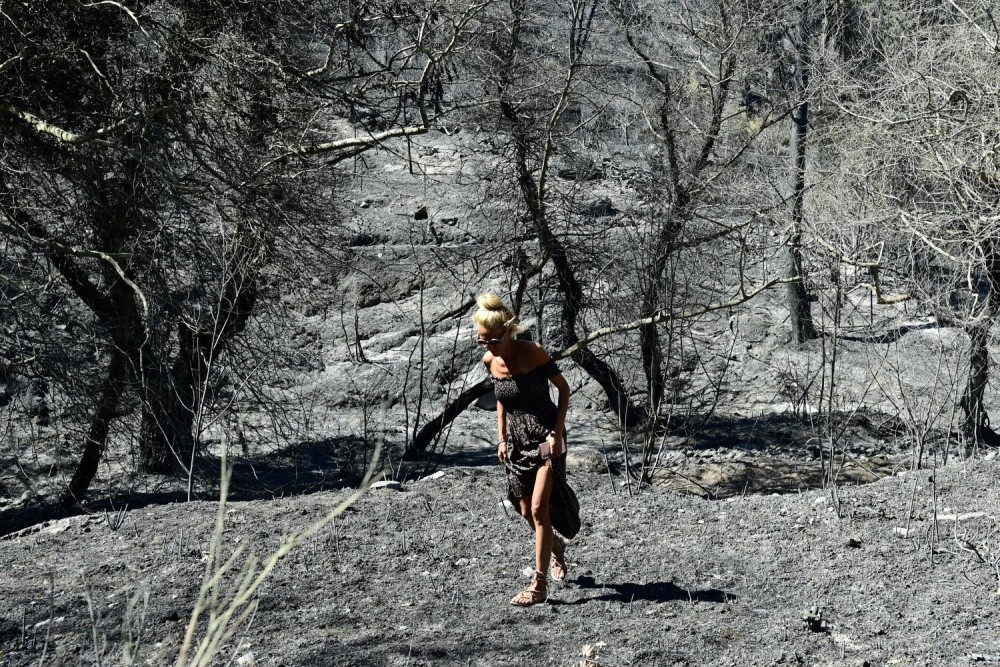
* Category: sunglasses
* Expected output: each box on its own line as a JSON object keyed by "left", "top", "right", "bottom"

{"left": 475, "top": 334, "right": 505, "bottom": 347}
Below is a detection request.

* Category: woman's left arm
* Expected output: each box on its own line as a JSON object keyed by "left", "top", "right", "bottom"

{"left": 550, "top": 371, "right": 570, "bottom": 455}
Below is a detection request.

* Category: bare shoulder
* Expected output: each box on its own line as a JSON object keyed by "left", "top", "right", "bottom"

{"left": 527, "top": 340, "right": 552, "bottom": 364}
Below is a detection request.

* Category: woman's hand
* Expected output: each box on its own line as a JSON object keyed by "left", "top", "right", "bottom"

{"left": 547, "top": 431, "right": 565, "bottom": 458}
{"left": 497, "top": 440, "right": 508, "bottom": 463}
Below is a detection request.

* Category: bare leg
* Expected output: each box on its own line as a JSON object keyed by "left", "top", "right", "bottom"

{"left": 510, "top": 466, "right": 555, "bottom": 606}
{"left": 519, "top": 468, "right": 563, "bottom": 575}
{"left": 530, "top": 464, "right": 555, "bottom": 576}
{"left": 519, "top": 496, "right": 535, "bottom": 530}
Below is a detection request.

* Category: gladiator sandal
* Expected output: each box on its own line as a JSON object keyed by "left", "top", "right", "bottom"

{"left": 510, "top": 571, "right": 548, "bottom": 606}
{"left": 551, "top": 535, "right": 568, "bottom": 582}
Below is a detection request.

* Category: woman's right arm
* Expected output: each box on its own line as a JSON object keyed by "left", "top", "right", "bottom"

{"left": 484, "top": 353, "right": 507, "bottom": 462}
{"left": 496, "top": 400, "right": 508, "bottom": 462}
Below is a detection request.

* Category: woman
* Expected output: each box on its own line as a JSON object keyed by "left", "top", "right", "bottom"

{"left": 473, "top": 292, "right": 581, "bottom": 606}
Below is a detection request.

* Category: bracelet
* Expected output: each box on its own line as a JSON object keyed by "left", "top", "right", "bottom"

{"left": 498, "top": 439, "right": 507, "bottom": 446}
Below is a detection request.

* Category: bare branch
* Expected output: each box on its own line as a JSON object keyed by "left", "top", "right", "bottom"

{"left": 305, "top": 19, "right": 392, "bottom": 77}
{"left": 0, "top": 105, "right": 147, "bottom": 145}
{"left": 288, "top": 123, "right": 431, "bottom": 159}
{"left": 901, "top": 213, "right": 968, "bottom": 264}
{"left": 946, "top": 0, "right": 1000, "bottom": 51}
{"left": 555, "top": 277, "right": 798, "bottom": 360}
{"left": 807, "top": 234, "right": 913, "bottom": 304}
{"left": 0, "top": 220, "right": 147, "bottom": 315}
{"left": 277, "top": 3, "right": 490, "bottom": 165}
{"left": 860, "top": 279, "right": 913, "bottom": 305}
{"left": 0, "top": 48, "right": 25, "bottom": 76}
{"left": 72, "top": 0, "right": 147, "bottom": 35}
{"left": 79, "top": 49, "right": 113, "bottom": 95}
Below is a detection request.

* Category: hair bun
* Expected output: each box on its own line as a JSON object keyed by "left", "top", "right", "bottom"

{"left": 472, "top": 292, "right": 525, "bottom": 334}
{"left": 476, "top": 293, "right": 504, "bottom": 311}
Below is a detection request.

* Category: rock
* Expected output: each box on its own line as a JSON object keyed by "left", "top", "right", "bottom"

{"left": 347, "top": 232, "right": 384, "bottom": 247}
{"left": 583, "top": 197, "right": 617, "bottom": 217}
{"left": 419, "top": 471, "right": 447, "bottom": 482}
{"left": 44, "top": 519, "right": 71, "bottom": 534}
{"left": 557, "top": 168, "right": 601, "bottom": 181}
{"left": 566, "top": 447, "right": 607, "bottom": 473}
{"left": 475, "top": 390, "right": 497, "bottom": 411}
{"left": 802, "top": 606, "right": 829, "bottom": 633}
{"left": 369, "top": 480, "right": 403, "bottom": 491}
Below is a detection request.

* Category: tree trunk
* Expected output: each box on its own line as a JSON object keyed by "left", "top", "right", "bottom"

{"left": 627, "top": 34, "right": 734, "bottom": 421}
{"left": 61, "top": 293, "right": 137, "bottom": 506}
{"left": 787, "top": 0, "right": 818, "bottom": 344}
{"left": 545, "top": 232, "right": 644, "bottom": 428}
{"left": 638, "top": 207, "right": 684, "bottom": 414}
{"left": 62, "top": 157, "right": 143, "bottom": 504}
{"left": 139, "top": 253, "right": 259, "bottom": 473}
{"left": 639, "top": 274, "right": 666, "bottom": 414}
{"left": 961, "top": 239, "right": 1000, "bottom": 448}
{"left": 960, "top": 322, "right": 1000, "bottom": 448}
{"left": 139, "top": 326, "right": 198, "bottom": 474}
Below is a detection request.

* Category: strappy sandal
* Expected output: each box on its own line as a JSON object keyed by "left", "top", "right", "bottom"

{"left": 510, "top": 571, "right": 547, "bottom": 606}
{"left": 551, "top": 535, "right": 568, "bottom": 582}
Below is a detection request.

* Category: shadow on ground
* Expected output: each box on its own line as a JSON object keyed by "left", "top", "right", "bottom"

{"left": 558, "top": 575, "right": 735, "bottom": 605}
{"left": 2, "top": 410, "right": 917, "bottom": 536}
{"left": 840, "top": 320, "right": 945, "bottom": 344}
{"left": 1, "top": 435, "right": 369, "bottom": 537}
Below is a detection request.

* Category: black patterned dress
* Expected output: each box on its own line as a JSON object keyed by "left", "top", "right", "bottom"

{"left": 492, "top": 360, "right": 581, "bottom": 540}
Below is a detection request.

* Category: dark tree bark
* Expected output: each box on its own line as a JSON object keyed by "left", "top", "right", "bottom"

{"left": 139, "top": 237, "right": 261, "bottom": 474}
{"left": 410, "top": 379, "right": 492, "bottom": 453}
{"left": 786, "top": 0, "right": 818, "bottom": 343}
{"left": 61, "top": 302, "right": 136, "bottom": 506}
{"left": 961, "top": 240, "right": 1000, "bottom": 449}
{"left": 960, "top": 322, "right": 1000, "bottom": 448}
{"left": 625, "top": 31, "right": 734, "bottom": 419}
{"left": 638, "top": 207, "right": 684, "bottom": 415}
{"left": 139, "top": 325, "right": 200, "bottom": 474}
{"left": 61, "top": 152, "right": 146, "bottom": 503}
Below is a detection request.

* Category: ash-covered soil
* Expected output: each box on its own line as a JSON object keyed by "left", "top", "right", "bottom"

{"left": 3, "top": 457, "right": 1000, "bottom": 666}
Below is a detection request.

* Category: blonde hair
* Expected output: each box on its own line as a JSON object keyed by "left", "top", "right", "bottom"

{"left": 472, "top": 292, "right": 524, "bottom": 334}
